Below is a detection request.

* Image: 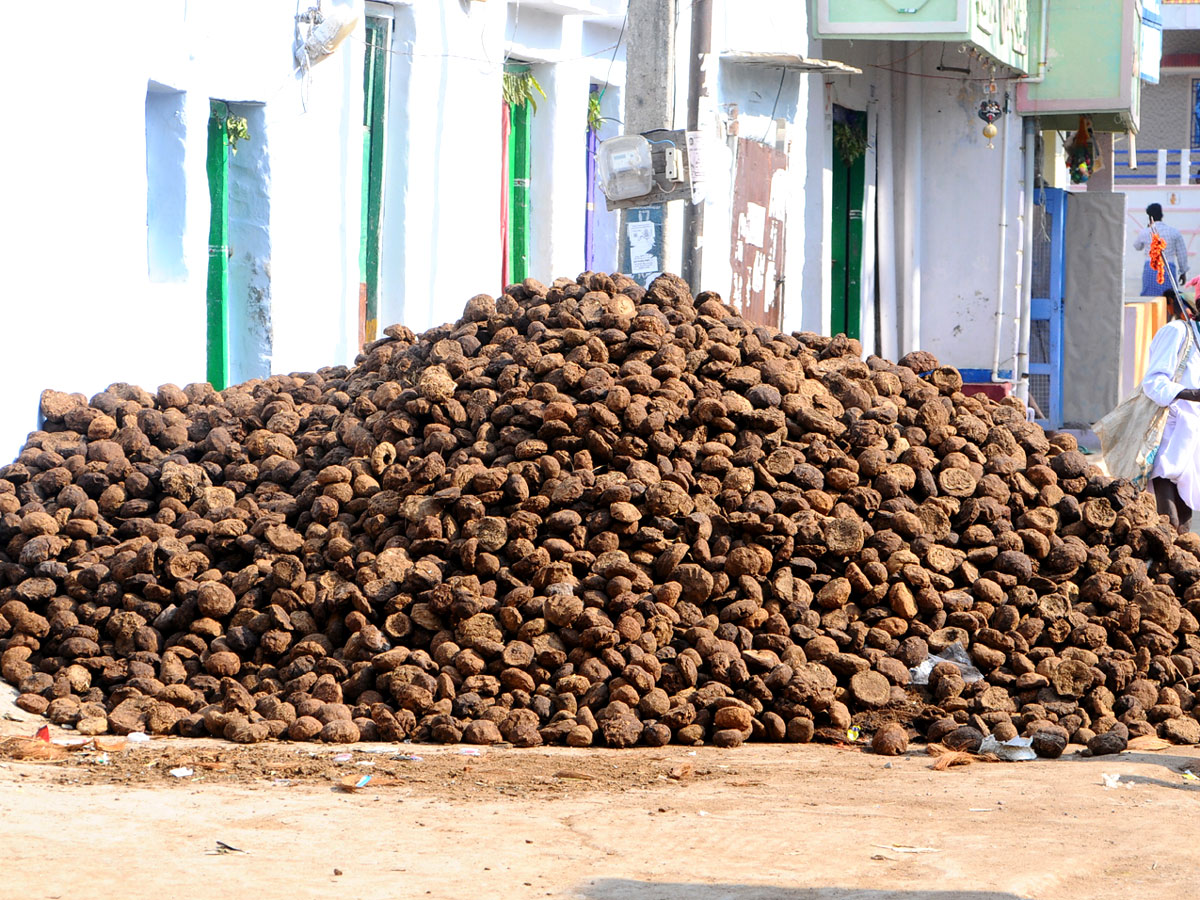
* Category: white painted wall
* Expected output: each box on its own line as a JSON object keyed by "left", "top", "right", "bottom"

{"left": 799, "top": 67, "right": 833, "bottom": 340}
{"left": 1164, "top": 5, "right": 1200, "bottom": 30}
{"left": 374, "top": 0, "right": 627, "bottom": 336}
{"left": 909, "top": 48, "right": 1024, "bottom": 373}
{"left": 528, "top": 17, "right": 593, "bottom": 282}
{"left": 0, "top": 0, "right": 1043, "bottom": 466}
{"left": 0, "top": 0, "right": 363, "bottom": 460}
{"left": 378, "top": 1, "right": 507, "bottom": 336}
{"left": 226, "top": 103, "right": 273, "bottom": 385}
{"left": 589, "top": 82, "right": 625, "bottom": 273}
{"left": 694, "top": 5, "right": 1023, "bottom": 367}
{"left": 697, "top": 0, "right": 824, "bottom": 332}
{"left": 581, "top": 19, "right": 626, "bottom": 274}
{"left": 798, "top": 39, "right": 1024, "bottom": 371}
{"left": 1, "top": 0, "right": 632, "bottom": 466}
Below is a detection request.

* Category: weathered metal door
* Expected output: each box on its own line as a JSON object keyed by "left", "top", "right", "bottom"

{"left": 1029, "top": 187, "right": 1067, "bottom": 428}
{"left": 730, "top": 138, "right": 787, "bottom": 328}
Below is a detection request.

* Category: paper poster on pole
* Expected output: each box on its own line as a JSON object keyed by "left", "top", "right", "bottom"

{"left": 628, "top": 220, "right": 657, "bottom": 273}
{"left": 631, "top": 253, "right": 659, "bottom": 274}
{"left": 686, "top": 131, "right": 706, "bottom": 204}
{"left": 628, "top": 221, "right": 655, "bottom": 246}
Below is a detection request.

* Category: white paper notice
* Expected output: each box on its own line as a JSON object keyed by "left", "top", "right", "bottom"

{"left": 628, "top": 220, "right": 657, "bottom": 273}
{"left": 628, "top": 221, "right": 655, "bottom": 248}
{"left": 632, "top": 253, "right": 659, "bottom": 274}
{"left": 685, "top": 131, "right": 706, "bottom": 204}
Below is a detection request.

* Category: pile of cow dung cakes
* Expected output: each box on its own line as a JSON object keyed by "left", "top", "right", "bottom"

{"left": 5, "top": 272, "right": 1200, "bottom": 757}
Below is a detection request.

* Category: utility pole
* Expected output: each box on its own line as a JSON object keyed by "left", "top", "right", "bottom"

{"left": 681, "top": 0, "right": 712, "bottom": 293}
{"left": 618, "top": 0, "right": 675, "bottom": 286}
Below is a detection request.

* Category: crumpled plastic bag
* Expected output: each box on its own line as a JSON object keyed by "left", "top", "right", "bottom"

{"left": 979, "top": 735, "right": 1036, "bottom": 762}
{"left": 908, "top": 643, "right": 983, "bottom": 685}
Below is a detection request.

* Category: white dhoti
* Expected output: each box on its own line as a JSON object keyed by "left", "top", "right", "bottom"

{"left": 1142, "top": 318, "right": 1200, "bottom": 509}
{"left": 1151, "top": 403, "right": 1200, "bottom": 510}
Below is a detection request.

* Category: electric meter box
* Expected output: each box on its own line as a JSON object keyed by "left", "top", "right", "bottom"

{"left": 597, "top": 135, "right": 654, "bottom": 201}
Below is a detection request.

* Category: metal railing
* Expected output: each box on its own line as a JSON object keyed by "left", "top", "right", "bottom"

{"left": 1113, "top": 148, "right": 1200, "bottom": 185}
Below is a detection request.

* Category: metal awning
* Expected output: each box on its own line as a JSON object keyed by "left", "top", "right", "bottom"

{"left": 720, "top": 52, "right": 861, "bottom": 75}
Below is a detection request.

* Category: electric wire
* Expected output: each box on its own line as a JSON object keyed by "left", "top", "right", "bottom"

{"left": 599, "top": 14, "right": 628, "bottom": 100}
{"left": 503, "top": 0, "right": 520, "bottom": 64}
{"left": 349, "top": 34, "right": 624, "bottom": 69}
{"left": 761, "top": 67, "right": 788, "bottom": 143}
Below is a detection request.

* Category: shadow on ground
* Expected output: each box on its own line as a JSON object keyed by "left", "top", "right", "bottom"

{"left": 1062, "top": 750, "right": 1200, "bottom": 788}
{"left": 580, "top": 882, "right": 1031, "bottom": 900}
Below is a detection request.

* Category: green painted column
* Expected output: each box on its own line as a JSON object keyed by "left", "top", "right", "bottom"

{"left": 206, "top": 101, "right": 230, "bottom": 390}
{"left": 361, "top": 17, "right": 388, "bottom": 346}
{"left": 506, "top": 65, "right": 532, "bottom": 284}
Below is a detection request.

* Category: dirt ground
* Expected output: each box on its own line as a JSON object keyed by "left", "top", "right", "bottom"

{"left": 1, "top": 684, "right": 1199, "bottom": 900}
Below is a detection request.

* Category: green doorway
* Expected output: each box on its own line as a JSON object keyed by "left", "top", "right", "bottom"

{"left": 504, "top": 63, "right": 533, "bottom": 284}
{"left": 206, "top": 100, "right": 231, "bottom": 390}
{"left": 831, "top": 106, "right": 866, "bottom": 340}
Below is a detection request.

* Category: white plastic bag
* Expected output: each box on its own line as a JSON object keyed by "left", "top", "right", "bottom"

{"left": 908, "top": 643, "right": 983, "bottom": 685}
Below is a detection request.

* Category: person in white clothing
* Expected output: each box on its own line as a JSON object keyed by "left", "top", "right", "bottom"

{"left": 1142, "top": 289, "right": 1200, "bottom": 532}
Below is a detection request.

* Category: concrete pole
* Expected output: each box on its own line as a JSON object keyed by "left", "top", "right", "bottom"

{"left": 619, "top": 0, "right": 676, "bottom": 283}
{"left": 681, "top": 0, "right": 712, "bottom": 293}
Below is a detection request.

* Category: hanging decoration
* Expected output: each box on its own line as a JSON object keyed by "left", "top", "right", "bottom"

{"left": 588, "top": 91, "right": 604, "bottom": 134}
{"left": 1065, "top": 116, "right": 1099, "bottom": 185}
{"left": 833, "top": 120, "right": 868, "bottom": 168}
{"left": 503, "top": 69, "right": 546, "bottom": 113}
{"left": 978, "top": 99, "right": 1003, "bottom": 149}
{"left": 976, "top": 75, "right": 1003, "bottom": 149}
{"left": 209, "top": 101, "right": 250, "bottom": 155}
{"left": 225, "top": 115, "right": 250, "bottom": 154}
{"left": 1150, "top": 231, "right": 1167, "bottom": 286}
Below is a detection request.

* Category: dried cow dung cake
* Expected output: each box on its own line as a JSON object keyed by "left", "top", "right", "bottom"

{"left": 3, "top": 271, "right": 1200, "bottom": 752}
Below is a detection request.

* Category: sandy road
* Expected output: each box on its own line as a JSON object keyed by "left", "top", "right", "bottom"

{"left": 2, "top": 687, "right": 1199, "bottom": 900}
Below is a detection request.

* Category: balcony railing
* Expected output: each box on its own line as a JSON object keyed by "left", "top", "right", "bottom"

{"left": 1113, "top": 148, "right": 1200, "bottom": 185}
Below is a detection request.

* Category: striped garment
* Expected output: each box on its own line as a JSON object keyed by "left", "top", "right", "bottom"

{"left": 1135, "top": 223, "right": 1188, "bottom": 296}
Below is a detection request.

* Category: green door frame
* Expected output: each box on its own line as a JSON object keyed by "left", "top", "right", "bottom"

{"left": 831, "top": 149, "right": 849, "bottom": 336}
{"left": 831, "top": 110, "right": 866, "bottom": 340}
{"left": 359, "top": 16, "right": 388, "bottom": 348}
{"left": 206, "top": 100, "right": 230, "bottom": 390}
{"left": 846, "top": 150, "right": 865, "bottom": 337}
{"left": 506, "top": 64, "right": 532, "bottom": 283}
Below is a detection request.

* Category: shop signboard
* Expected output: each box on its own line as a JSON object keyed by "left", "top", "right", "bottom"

{"left": 810, "top": 0, "right": 1031, "bottom": 73}
{"left": 1015, "top": 0, "right": 1143, "bottom": 132}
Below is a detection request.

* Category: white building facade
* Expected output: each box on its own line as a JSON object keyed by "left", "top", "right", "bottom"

{"left": 2, "top": 0, "right": 367, "bottom": 457}
{"left": 0, "top": 0, "right": 1143, "bottom": 458}
{"left": 0, "top": 0, "right": 629, "bottom": 459}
